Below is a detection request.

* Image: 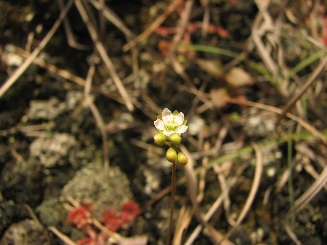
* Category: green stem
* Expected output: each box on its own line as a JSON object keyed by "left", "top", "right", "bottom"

{"left": 166, "top": 160, "right": 176, "bottom": 245}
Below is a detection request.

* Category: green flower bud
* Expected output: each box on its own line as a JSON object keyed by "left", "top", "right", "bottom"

{"left": 177, "top": 152, "right": 188, "bottom": 165}
{"left": 166, "top": 147, "right": 177, "bottom": 163}
{"left": 169, "top": 133, "right": 181, "bottom": 145}
{"left": 154, "top": 131, "right": 167, "bottom": 146}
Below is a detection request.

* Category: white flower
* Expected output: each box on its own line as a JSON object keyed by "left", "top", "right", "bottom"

{"left": 154, "top": 108, "right": 188, "bottom": 137}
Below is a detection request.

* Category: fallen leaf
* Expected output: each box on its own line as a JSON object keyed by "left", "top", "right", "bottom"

{"left": 196, "top": 59, "right": 224, "bottom": 78}
{"left": 209, "top": 88, "right": 230, "bottom": 109}
{"left": 225, "top": 67, "right": 253, "bottom": 87}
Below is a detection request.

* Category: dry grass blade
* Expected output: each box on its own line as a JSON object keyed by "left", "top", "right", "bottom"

{"left": 0, "top": 0, "right": 74, "bottom": 98}
{"left": 287, "top": 164, "right": 327, "bottom": 218}
{"left": 296, "top": 145, "right": 327, "bottom": 190}
{"left": 184, "top": 178, "right": 236, "bottom": 245}
{"left": 252, "top": 0, "right": 278, "bottom": 77}
{"left": 200, "top": 0, "right": 210, "bottom": 38}
{"left": 48, "top": 226, "right": 77, "bottom": 245}
{"left": 167, "top": 0, "right": 194, "bottom": 56}
{"left": 181, "top": 145, "right": 234, "bottom": 245}
{"left": 57, "top": 0, "right": 91, "bottom": 50}
{"left": 180, "top": 145, "right": 200, "bottom": 220}
{"left": 197, "top": 142, "right": 210, "bottom": 203}
{"left": 213, "top": 127, "right": 231, "bottom": 221}
{"left": 284, "top": 162, "right": 327, "bottom": 244}
{"left": 172, "top": 205, "right": 193, "bottom": 245}
{"left": 13, "top": 46, "right": 127, "bottom": 105}
{"left": 14, "top": 47, "right": 86, "bottom": 86}
{"left": 185, "top": 164, "right": 249, "bottom": 245}
{"left": 75, "top": 0, "right": 134, "bottom": 111}
{"left": 223, "top": 143, "right": 263, "bottom": 241}
{"left": 89, "top": 0, "right": 134, "bottom": 39}
{"left": 229, "top": 98, "right": 327, "bottom": 145}
{"left": 84, "top": 64, "right": 110, "bottom": 168}
{"left": 276, "top": 55, "right": 327, "bottom": 130}
{"left": 284, "top": 223, "right": 302, "bottom": 245}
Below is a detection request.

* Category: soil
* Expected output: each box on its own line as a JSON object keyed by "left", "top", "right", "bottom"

{"left": 0, "top": 0, "right": 327, "bottom": 245}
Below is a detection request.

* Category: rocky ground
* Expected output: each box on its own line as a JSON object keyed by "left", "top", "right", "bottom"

{"left": 0, "top": 0, "right": 327, "bottom": 244}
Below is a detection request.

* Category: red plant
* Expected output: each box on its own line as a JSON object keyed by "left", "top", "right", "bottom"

{"left": 68, "top": 200, "right": 140, "bottom": 245}
{"left": 101, "top": 209, "right": 123, "bottom": 232}
{"left": 121, "top": 201, "right": 141, "bottom": 223}
{"left": 68, "top": 202, "right": 94, "bottom": 229}
{"left": 76, "top": 237, "right": 93, "bottom": 245}
{"left": 101, "top": 200, "right": 140, "bottom": 231}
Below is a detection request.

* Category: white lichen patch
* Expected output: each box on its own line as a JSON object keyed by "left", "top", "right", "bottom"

{"left": 30, "top": 133, "right": 76, "bottom": 168}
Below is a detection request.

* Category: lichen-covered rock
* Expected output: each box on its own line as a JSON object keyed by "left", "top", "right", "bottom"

{"left": 35, "top": 198, "right": 64, "bottom": 228}
{"left": 30, "top": 133, "right": 76, "bottom": 168}
{"left": 26, "top": 97, "right": 65, "bottom": 120}
{"left": 0, "top": 159, "right": 43, "bottom": 206}
{"left": 0, "top": 201, "right": 30, "bottom": 235}
{"left": 0, "top": 219, "right": 50, "bottom": 245}
{"left": 61, "top": 164, "right": 132, "bottom": 217}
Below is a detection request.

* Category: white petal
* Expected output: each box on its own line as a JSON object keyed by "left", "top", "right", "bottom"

{"left": 163, "top": 129, "right": 173, "bottom": 136}
{"left": 162, "top": 108, "right": 173, "bottom": 124}
{"left": 174, "top": 112, "right": 184, "bottom": 125}
{"left": 154, "top": 120, "right": 165, "bottom": 130}
{"left": 176, "top": 125, "right": 188, "bottom": 134}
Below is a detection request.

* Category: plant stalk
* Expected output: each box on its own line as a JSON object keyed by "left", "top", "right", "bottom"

{"left": 166, "top": 160, "right": 176, "bottom": 245}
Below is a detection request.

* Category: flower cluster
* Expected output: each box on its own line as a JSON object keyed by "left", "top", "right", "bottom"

{"left": 154, "top": 108, "right": 188, "bottom": 165}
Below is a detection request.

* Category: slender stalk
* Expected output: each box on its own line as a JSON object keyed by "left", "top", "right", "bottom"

{"left": 287, "top": 139, "right": 294, "bottom": 224}
{"left": 166, "top": 160, "right": 177, "bottom": 245}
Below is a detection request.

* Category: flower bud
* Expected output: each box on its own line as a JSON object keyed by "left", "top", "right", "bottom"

{"left": 169, "top": 133, "right": 181, "bottom": 145}
{"left": 154, "top": 131, "right": 166, "bottom": 146}
{"left": 166, "top": 147, "right": 177, "bottom": 163}
{"left": 177, "top": 152, "right": 188, "bottom": 165}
